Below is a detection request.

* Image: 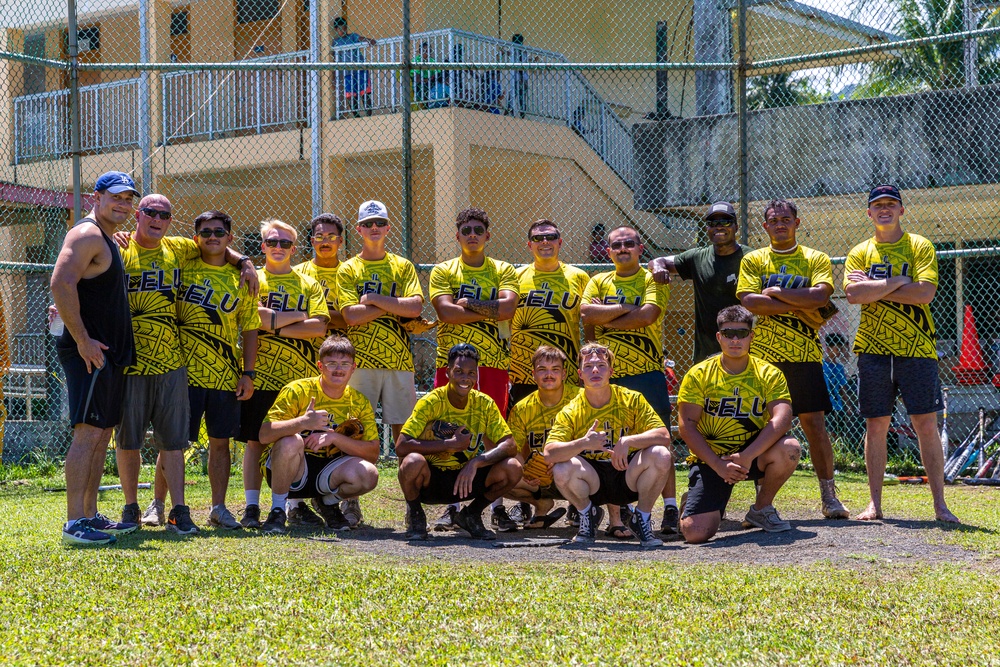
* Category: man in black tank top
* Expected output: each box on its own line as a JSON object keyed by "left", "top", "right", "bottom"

{"left": 51, "top": 171, "right": 139, "bottom": 546}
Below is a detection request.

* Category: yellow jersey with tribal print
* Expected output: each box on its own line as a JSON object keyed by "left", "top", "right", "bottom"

{"left": 736, "top": 245, "right": 833, "bottom": 363}
{"left": 581, "top": 268, "right": 669, "bottom": 378}
{"left": 676, "top": 354, "right": 791, "bottom": 464}
{"left": 122, "top": 236, "right": 200, "bottom": 376}
{"left": 177, "top": 259, "right": 261, "bottom": 392}
{"left": 335, "top": 252, "right": 424, "bottom": 371}
{"left": 255, "top": 268, "right": 329, "bottom": 391}
{"left": 429, "top": 257, "right": 519, "bottom": 369}
{"left": 261, "top": 378, "right": 377, "bottom": 467}
{"left": 400, "top": 386, "right": 512, "bottom": 471}
{"left": 508, "top": 386, "right": 582, "bottom": 456}
{"left": 547, "top": 385, "right": 665, "bottom": 462}
{"left": 510, "top": 263, "right": 590, "bottom": 384}
{"left": 294, "top": 260, "right": 345, "bottom": 337}
{"left": 844, "top": 232, "right": 938, "bottom": 359}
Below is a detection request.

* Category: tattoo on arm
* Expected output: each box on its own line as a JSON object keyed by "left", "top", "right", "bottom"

{"left": 464, "top": 299, "right": 500, "bottom": 319}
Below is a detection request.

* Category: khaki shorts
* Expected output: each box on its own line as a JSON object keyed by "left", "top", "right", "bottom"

{"left": 349, "top": 369, "right": 417, "bottom": 425}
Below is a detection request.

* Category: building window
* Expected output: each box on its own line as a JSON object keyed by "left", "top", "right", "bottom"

{"left": 236, "top": 0, "right": 280, "bottom": 24}
{"left": 171, "top": 11, "right": 189, "bottom": 36}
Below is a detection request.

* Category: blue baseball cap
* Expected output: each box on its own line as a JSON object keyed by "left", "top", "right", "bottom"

{"left": 94, "top": 171, "right": 139, "bottom": 195}
{"left": 868, "top": 184, "right": 902, "bottom": 205}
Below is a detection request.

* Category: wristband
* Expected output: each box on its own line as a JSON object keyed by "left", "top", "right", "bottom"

{"left": 274, "top": 327, "right": 282, "bottom": 337}
{"left": 270, "top": 311, "right": 276, "bottom": 331}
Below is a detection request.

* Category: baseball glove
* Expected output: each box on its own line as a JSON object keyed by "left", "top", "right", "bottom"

{"left": 401, "top": 316, "right": 438, "bottom": 335}
{"left": 796, "top": 302, "right": 839, "bottom": 330}
{"left": 431, "top": 420, "right": 463, "bottom": 440}
{"left": 334, "top": 417, "right": 365, "bottom": 439}
{"left": 522, "top": 451, "right": 553, "bottom": 487}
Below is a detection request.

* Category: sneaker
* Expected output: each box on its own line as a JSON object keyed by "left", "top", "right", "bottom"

{"left": 288, "top": 502, "right": 326, "bottom": 529}
{"left": 508, "top": 502, "right": 533, "bottom": 526}
{"left": 91, "top": 512, "right": 138, "bottom": 536}
{"left": 572, "top": 505, "right": 605, "bottom": 544}
{"left": 166, "top": 505, "right": 200, "bottom": 536}
{"left": 432, "top": 505, "right": 459, "bottom": 532}
{"left": 121, "top": 502, "right": 141, "bottom": 529}
{"left": 261, "top": 507, "right": 287, "bottom": 535}
{"left": 405, "top": 503, "right": 429, "bottom": 540}
{"left": 619, "top": 504, "right": 633, "bottom": 526}
{"left": 660, "top": 504, "right": 679, "bottom": 535}
{"left": 455, "top": 506, "right": 496, "bottom": 541}
{"left": 207, "top": 506, "right": 242, "bottom": 530}
{"left": 820, "top": 479, "right": 850, "bottom": 519}
{"left": 240, "top": 504, "right": 262, "bottom": 529}
{"left": 141, "top": 499, "right": 165, "bottom": 527}
{"left": 566, "top": 504, "right": 580, "bottom": 527}
{"left": 310, "top": 498, "right": 351, "bottom": 531}
{"left": 490, "top": 505, "right": 519, "bottom": 532}
{"left": 627, "top": 510, "right": 664, "bottom": 548}
{"left": 341, "top": 498, "right": 363, "bottom": 528}
{"left": 742, "top": 504, "right": 792, "bottom": 533}
{"left": 62, "top": 518, "right": 116, "bottom": 546}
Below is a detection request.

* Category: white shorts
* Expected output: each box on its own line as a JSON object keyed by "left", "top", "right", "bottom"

{"left": 349, "top": 369, "right": 417, "bottom": 425}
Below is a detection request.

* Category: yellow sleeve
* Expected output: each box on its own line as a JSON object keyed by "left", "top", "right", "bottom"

{"left": 498, "top": 262, "right": 520, "bottom": 294}
{"left": 306, "top": 279, "right": 330, "bottom": 319}
{"left": 735, "top": 253, "right": 761, "bottom": 296}
{"left": 764, "top": 364, "right": 792, "bottom": 403}
{"left": 238, "top": 284, "right": 263, "bottom": 330}
{"left": 572, "top": 267, "right": 591, "bottom": 295}
{"left": 265, "top": 382, "right": 306, "bottom": 424}
{"left": 485, "top": 399, "right": 513, "bottom": 445}
{"left": 676, "top": 366, "right": 704, "bottom": 406}
{"left": 911, "top": 236, "right": 939, "bottom": 286}
{"left": 547, "top": 405, "right": 576, "bottom": 444}
{"left": 399, "top": 258, "right": 424, "bottom": 299}
{"left": 508, "top": 402, "right": 527, "bottom": 446}
{"left": 429, "top": 263, "right": 452, "bottom": 301}
{"left": 843, "top": 243, "right": 867, "bottom": 289}
{"left": 582, "top": 275, "right": 602, "bottom": 302}
{"left": 645, "top": 272, "right": 670, "bottom": 309}
{"left": 810, "top": 251, "right": 834, "bottom": 288}
{"left": 632, "top": 393, "right": 666, "bottom": 431}
{"left": 401, "top": 393, "right": 436, "bottom": 438}
{"left": 336, "top": 261, "right": 360, "bottom": 309}
{"left": 356, "top": 392, "right": 379, "bottom": 438}
{"left": 165, "top": 236, "right": 201, "bottom": 261}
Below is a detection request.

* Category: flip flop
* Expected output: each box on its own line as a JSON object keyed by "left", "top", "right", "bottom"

{"left": 525, "top": 507, "right": 567, "bottom": 529}
{"left": 604, "top": 524, "right": 634, "bottom": 539}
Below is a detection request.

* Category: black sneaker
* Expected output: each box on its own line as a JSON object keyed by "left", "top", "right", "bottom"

{"left": 660, "top": 505, "right": 679, "bottom": 535}
{"left": 572, "top": 505, "right": 604, "bottom": 544}
{"left": 166, "top": 505, "right": 200, "bottom": 536}
{"left": 62, "top": 518, "right": 116, "bottom": 546}
{"left": 310, "top": 498, "right": 351, "bottom": 531}
{"left": 619, "top": 504, "right": 633, "bottom": 526}
{"left": 490, "top": 505, "right": 519, "bottom": 532}
{"left": 91, "top": 512, "right": 138, "bottom": 536}
{"left": 455, "top": 507, "right": 496, "bottom": 541}
{"left": 288, "top": 501, "right": 326, "bottom": 529}
{"left": 405, "top": 503, "right": 429, "bottom": 540}
{"left": 566, "top": 505, "right": 580, "bottom": 527}
{"left": 261, "top": 507, "right": 287, "bottom": 535}
{"left": 240, "top": 504, "right": 262, "bottom": 529}
{"left": 121, "top": 503, "right": 141, "bottom": 529}
{"left": 510, "top": 501, "right": 533, "bottom": 526}
{"left": 627, "top": 509, "right": 663, "bottom": 548}
{"left": 432, "top": 505, "right": 459, "bottom": 532}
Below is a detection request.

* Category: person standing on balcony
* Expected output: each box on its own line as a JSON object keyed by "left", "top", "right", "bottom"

{"left": 507, "top": 34, "right": 528, "bottom": 118}
{"left": 332, "top": 16, "right": 376, "bottom": 118}
{"left": 294, "top": 213, "right": 349, "bottom": 337}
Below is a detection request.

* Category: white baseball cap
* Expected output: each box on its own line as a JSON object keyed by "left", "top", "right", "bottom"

{"left": 358, "top": 200, "right": 389, "bottom": 223}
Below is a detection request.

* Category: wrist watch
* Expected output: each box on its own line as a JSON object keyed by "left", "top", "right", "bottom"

{"left": 241, "top": 370, "right": 256, "bottom": 380}
{"left": 236, "top": 255, "right": 252, "bottom": 268}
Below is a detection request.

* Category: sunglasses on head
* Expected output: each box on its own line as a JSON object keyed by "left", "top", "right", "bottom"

{"left": 140, "top": 207, "right": 171, "bottom": 220}
{"left": 460, "top": 224, "right": 486, "bottom": 236}
{"left": 609, "top": 239, "right": 638, "bottom": 250}
{"left": 312, "top": 233, "right": 342, "bottom": 242}
{"left": 530, "top": 232, "right": 560, "bottom": 243}
{"left": 359, "top": 218, "right": 389, "bottom": 228}
{"left": 719, "top": 328, "right": 752, "bottom": 340}
{"left": 264, "top": 238, "right": 294, "bottom": 249}
{"left": 197, "top": 228, "right": 228, "bottom": 238}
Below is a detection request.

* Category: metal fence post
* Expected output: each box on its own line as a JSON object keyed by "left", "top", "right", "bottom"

{"left": 139, "top": 0, "right": 151, "bottom": 194}
{"left": 965, "top": 0, "right": 979, "bottom": 88}
{"left": 737, "top": 0, "right": 749, "bottom": 244}
{"left": 309, "top": 0, "right": 321, "bottom": 218}
{"left": 255, "top": 70, "right": 262, "bottom": 134}
{"left": 402, "top": 0, "right": 413, "bottom": 260}
{"left": 68, "top": 0, "right": 82, "bottom": 222}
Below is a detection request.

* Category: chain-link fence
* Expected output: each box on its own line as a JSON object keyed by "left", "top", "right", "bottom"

{"left": 2, "top": 0, "right": 1000, "bottom": 472}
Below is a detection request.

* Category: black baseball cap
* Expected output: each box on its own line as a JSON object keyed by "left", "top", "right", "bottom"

{"left": 868, "top": 184, "right": 902, "bottom": 205}
{"left": 704, "top": 201, "right": 737, "bottom": 222}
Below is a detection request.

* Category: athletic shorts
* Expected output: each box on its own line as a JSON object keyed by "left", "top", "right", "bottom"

{"left": 349, "top": 369, "right": 417, "bottom": 425}
{"left": 188, "top": 386, "right": 240, "bottom": 441}
{"left": 583, "top": 456, "right": 640, "bottom": 507}
{"left": 684, "top": 456, "right": 765, "bottom": 518}
{"left": 265, "top": 451, "right": 355, "bottom": 499}
{"left": 610, "top": 371, "right": 672, "bottom": 426}
{"left": 531, "top": 484, "right": 564, "bottom": 501}
{"left": 237, "top": 389, "right": 280, "bottom": 443}
{"left": 59, "top": 347, "right": 127, "bottom": 430}
{"left": 509, "top": 382, "right": 537, "bottom": 409}
{"left": 418, "top": 463, "right": 493, "bottom": 505}
{"left": 435, "top": 366, "right": 510, "bottom": 416}
{"left": 115, "top": 367, "right": 190, "bottom": 450}
{"left": 771, "top": 361, "right": 832, "bottom": 416}
{"left": 857, "top": 353, "right": 941, "bottom": 418}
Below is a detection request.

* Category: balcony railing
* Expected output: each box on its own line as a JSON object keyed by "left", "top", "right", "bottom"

{"left": 13, "top": 77, "right": 141, "bottom": 163}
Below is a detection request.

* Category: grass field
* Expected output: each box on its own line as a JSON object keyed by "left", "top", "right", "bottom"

{"left": 1, "top": 466, "right": 998, "bottom": 666}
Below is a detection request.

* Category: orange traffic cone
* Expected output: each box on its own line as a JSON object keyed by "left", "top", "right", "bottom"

{"left": 953, "top": 304, "right": 989, "bottom": 385}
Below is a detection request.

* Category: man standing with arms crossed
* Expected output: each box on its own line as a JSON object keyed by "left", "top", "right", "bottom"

{"left": 845, "top": 185, "right": 958, "bottom": 523}
{"left": 337, "top": 200, "right": 424, "bottom": 527}
{"left": 294, "top": 213, "right": 349, "bottom": 336}
{"left": 648, "top": 201, "right": 751, "bottom": 364}
{"left": 736, "top": 199, "right": 849, "bottom": 519}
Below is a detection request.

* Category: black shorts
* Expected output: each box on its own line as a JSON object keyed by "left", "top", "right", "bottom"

{"left": 857, "top": 353, "right": 941, "bottom": 418}
{"left": 532, "top": 484, "right": 565, "bottom": 501}
{"left": 189, "top": 386, "right": 240, "bottom": 441}
{"left": 684, "top": 457, "right": 765, "bottom": 518}
{"left": 237, "top": 389, "right": 280, "bottom": 443}
{"left": 584, "top": 457, "right": 640, "bottom": 507}
{"left": 611, "top": 371, "right": 672, "bottom": 426}
{"left": 58, "top": 347, "right": 126, "bottom": 430}
{"left": 117, "top": 367, "right": 190, "bottom": 451}
{"left": 509, "top": 383, "right": 537, "bottom": 410}
{"left": 418, "top": 463, "right": 492, "bottom": 505}
{"left": 265, "top": 452, "right": 354, "bottom": 499}
{"left": 772, "top": 361, "right": 832, "bottom": 416}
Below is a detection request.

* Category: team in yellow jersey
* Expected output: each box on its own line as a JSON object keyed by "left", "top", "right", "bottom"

{"left": 293, "top": 213, "right": 349, "bottom": 338}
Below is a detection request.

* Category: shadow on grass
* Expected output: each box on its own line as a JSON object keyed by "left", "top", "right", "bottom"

{"left": 109, "top": 525, "right": 265, "bottom": 550}
{"left": 700, "top": 522, "right": 820, "bottom": 548}
{"left": 877, "top": 517, "right": 999, "bottom": 534}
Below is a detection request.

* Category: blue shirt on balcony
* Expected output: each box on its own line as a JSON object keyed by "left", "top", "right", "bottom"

{"left": 333, "top": 33, "right": 370, "bottom": 96}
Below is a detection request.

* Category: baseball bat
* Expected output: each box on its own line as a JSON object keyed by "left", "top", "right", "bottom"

{"left": 940, "top": 386, "right": 949, "bottom": 457}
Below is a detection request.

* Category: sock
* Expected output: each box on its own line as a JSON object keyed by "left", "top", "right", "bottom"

{"left": 466, "top": 495, "right": 491, "bottom": 516}
{"left": 663, "top": 497, "right": 677, "bottom": 508}
{"left": 638, "top": 509, "right": 651, "bottom": 522}
{"left": 579, "top": 502, "right": 592, "bottom": 516}
{"left": 245, "top": 490, "right": 260, "bottom": 506}
{"left": 271, "top": 493, "right": 287, "bottom": 511}
{"left": 321, "top": 493, "right": 342, "bottom": 506}
{"left": 491, "top": 498, "right": 503, "bottom": 510}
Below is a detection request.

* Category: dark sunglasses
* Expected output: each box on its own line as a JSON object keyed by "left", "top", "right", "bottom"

{"left": 609, "top": 239, "right": 638, "bottom": 250}
{"left": 706, "top": 219, "right": 736, "bottom": 228}
{"left": 719, "top": 328, "right": 752, "bottom": 340}
{"left": 264, "top": 239, "right": 294, "bottom": 249}
{"left": 359, "top": 219, "right": 389, "bottom": 228}
{"left": 140, "top": 207, "right": 172, "bottom": 220}
{"left": 530, "top": 232, "right": 560, "bottom": 242}
{"left": 460, "top": 225, "right": 486, "bottom": 236}
{"left": 197, "top": 228, "right": 228, "bottom": 238}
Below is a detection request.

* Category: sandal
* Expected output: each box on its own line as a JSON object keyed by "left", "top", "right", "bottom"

{"left": 525, "top": 507, "right": 567, "bottom": 529}
{"left": 604, "top": 524, "right": 634, "bottom": 539}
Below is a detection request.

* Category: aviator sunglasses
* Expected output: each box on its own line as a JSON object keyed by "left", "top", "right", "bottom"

{"left": 609, "top": 239, "right": 638, "bottom": 250}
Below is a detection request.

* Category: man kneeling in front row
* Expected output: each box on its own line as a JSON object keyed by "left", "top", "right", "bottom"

{"left": 678, "top": 306, "right": 800, "bottom": 543}
{"left": 258, "top": 336, "right": 380, "bottom": 534}
{"left": 396, "top": 343, "right": 522, "bottom": 541}
{"left": 544, "top": 343, "right": 673, "bottom": 548}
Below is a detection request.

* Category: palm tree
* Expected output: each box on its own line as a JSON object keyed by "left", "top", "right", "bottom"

{"left": 746, "top": 72, "right": 825, "bottom": 109}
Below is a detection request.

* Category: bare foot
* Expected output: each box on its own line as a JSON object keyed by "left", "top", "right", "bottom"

{"left": 855, "top": 503, "right": 883, "bottom": 521}
{"left": 935, "top": 507, "right": 960, "bottom": 524}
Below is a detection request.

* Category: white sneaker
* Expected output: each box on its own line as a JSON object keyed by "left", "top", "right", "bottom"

{"left": 742, "top": 504, "right": 792, "bottom": 533}
{"left": 341, "top": 498, "right": 363, "bottom": 528}
{"left": 207, "top": 505, "right": 242, "bottom": 530}
{"left": 140, "top": 499, "right": 165, "bottom": 527}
